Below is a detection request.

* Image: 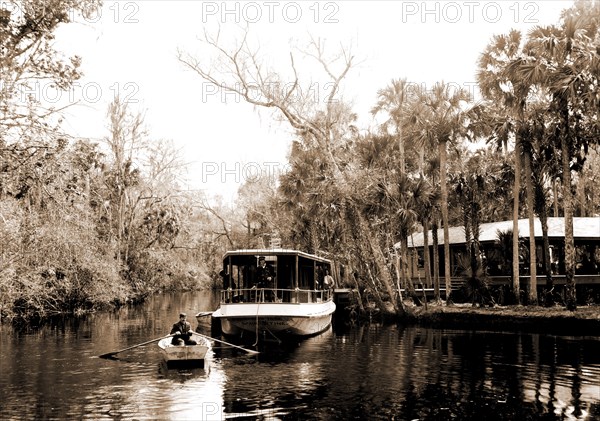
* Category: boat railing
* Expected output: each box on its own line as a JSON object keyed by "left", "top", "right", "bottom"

{"left": 220, "top": 287, "right": 333, "bottom": 304}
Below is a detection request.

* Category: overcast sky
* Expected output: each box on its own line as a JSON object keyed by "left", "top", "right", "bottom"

{"left": 53, "top": 1, "right": 572, "bottom": 201}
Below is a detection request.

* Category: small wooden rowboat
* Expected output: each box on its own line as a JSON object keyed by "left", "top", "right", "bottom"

{"left": 157, "top": 332, "right": 210, "bottom": 367}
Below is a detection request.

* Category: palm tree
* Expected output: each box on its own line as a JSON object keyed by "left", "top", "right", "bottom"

{"left": 526, "top": 100, "right": 561, "bottom": 302}
{"left": 422, "top": 155, "right": 443, "bottom": 301}
{"left": 477, "top": 29, "right": 547, "bottom": 304}
{"left": 525, "top": 1, "right": 600, "bottom": 309}
{"left": 413, "top": 176, "right": 438, "bottom": 290}
{"left": 416, "top": 82, "right": 473, "bottom": 303}
{"left": 371, "top": 78, "right": 416, "bottom": 175}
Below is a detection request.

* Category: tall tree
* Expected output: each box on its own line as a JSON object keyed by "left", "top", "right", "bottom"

{"left": 526, "top": 1, "right": 600, "bottom": 309}
{"left": 103, "top": 97, "right": 146, "bottom": 266}
{"left": 0, "top": 0, "right": 99, "bottom": 140}
{"left": 371, "top": 78, "right": 416, "bottom": 174}
{"left": 178, "top": 29, "right": 406, "bottom": 315}
{"left": 477, "top": 29, "right": 546, "bottom": 304}
{"left": 416, "top": 82, "right": 473, "bottom": 303}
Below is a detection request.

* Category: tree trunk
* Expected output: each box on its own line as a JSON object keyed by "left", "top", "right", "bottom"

{"left": 464, "top": 205, "right": 475, "bottom": 277}
{"left": 512, "top": 138, "right": 521, "bottom": 304}
{"left": 472, "top": 204, "right": 482, "bottom": 271}
{"left": 432, "top": 220, "right": 440, "bottom": 301}
{"left": 401, "top": 236, "right": 414, "bottom": 294}
{"left": 524, "top": 149, "right": 538, "bottom": 304}
{"left": 539, "top": 209, "right": 554, "bottom": 299}
{"left": 553, "top": 178, "right": 560, "bottom": 217}
{"left": 398, "top": 124, "right": 405, "bottom": 175}
{"left": 560, "top": 109, "right": 577, "bottom": 311}
{"left": 440, "top": 140, "right": 452, "bottom": 303}
{"left": 348, "top": 203, "right": 403, "bottom": 316}
{"left": 423, "top": 218, "right": 432, "bottom": 288}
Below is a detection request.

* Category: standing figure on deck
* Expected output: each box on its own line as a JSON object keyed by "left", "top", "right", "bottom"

{"left": 256, "top": 256, "right": 274, "bottom": 288}
{"left": 323, "top": 269, "right": 335, "bottom": 290}
{"left": 256, "top": 256, "right": 276, "bottom": 301}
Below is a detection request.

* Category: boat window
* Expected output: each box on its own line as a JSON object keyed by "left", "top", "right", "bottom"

{"left": 298, "top": 256, "right": 315, "bottom": 289}
{"left": 223, "top": 253, "right": 331, "bottom": 291}
{"left": 276, "top": 255, "right": 295, "bottom": 289}
{"left": 225, "top": 256, "right": 256, "bottom": 289}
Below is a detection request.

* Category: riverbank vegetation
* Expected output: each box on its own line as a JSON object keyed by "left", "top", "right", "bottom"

{"left": 0, "top": 1, "right": 225, "bottom": 321}
{"left": 406, "top": 302, "right": 600, "bottom": 336}
{"left": 2, "top": 1, "right": 600, "bottom": 322}
{"left": 180, "top": 1, "right": 600, "bottom": 318}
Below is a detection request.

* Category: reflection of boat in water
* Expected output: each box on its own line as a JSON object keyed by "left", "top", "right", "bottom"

{"left": 157, "top": 333, "right": 210, "bottom": 367}
{"left": 203, "top": 249, "right": 336, "bottom": 339}
{"left": 218, "top": 327, "right": 333, "bottom": 418}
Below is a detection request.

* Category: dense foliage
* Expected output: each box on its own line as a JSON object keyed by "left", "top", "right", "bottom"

{"left": 219, "top": 1, "right": 600, "bottom": 314}
{"left": 0, "top": 1, "right": 220, "bottom": 321}
{"left": 2, "top": 1, "right": 599, "bottom": 321}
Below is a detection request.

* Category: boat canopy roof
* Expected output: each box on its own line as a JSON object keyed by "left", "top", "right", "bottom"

{"left": 222, "top": 249, "right": 332, "bottom": 265}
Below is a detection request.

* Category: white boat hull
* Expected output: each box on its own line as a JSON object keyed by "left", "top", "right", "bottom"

{"left": 157, "top": 333, "right": 209, "bottom": 366}
{"left": 212, "top": 301, "right": 336, "bottom": 337}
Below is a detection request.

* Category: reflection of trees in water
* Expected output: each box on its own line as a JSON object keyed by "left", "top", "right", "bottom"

{"left": 393, "top": 330, "right": 600, "bottom": 420}
{"left": 215, "top": 324, "right": 600, "bottom": 419}
{"left": 320, "top": 326, "right": 600, "bottom": 420}
{"left": 221, "top": 358, "right": 329, "bottom": 417}
{"left": 572, "top": 355, "right": 583, "bottom": 418}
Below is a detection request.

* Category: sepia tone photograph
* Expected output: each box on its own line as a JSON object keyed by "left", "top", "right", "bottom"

{"left": 1, "top": 1, "right": 600, "bottom": 419}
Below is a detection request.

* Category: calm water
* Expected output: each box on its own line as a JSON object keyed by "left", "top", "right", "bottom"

{"left": 1, "top": 291, "right": 600, "bottom": 420}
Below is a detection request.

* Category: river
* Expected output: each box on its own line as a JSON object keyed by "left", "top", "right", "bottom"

{"left": 1, "top": 291, "right": 599, "bottom": 420}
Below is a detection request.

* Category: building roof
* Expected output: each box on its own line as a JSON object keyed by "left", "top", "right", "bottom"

{"left": 406, "top": 217, "right": 600, "bottom": 248}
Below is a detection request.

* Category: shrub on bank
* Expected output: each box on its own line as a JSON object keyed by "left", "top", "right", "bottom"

{"left": 0, "top": 205, "right": 131, "bottom": 321}
{"left": 0, "top": 198, "right": 211, "bottom": 322}
{"left": 126, "top": 248, "right": 212, "bottom": 298}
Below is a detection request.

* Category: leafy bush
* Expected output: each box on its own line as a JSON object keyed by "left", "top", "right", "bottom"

{"left": 126, "top": 248, "right": 211, "bottom": 299}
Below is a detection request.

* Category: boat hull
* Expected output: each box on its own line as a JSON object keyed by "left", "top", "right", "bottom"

{"left": 157, "top": 333, "right": 209, "bottom": 367}
{"left": 212, "top": 301, "right": 336, "bottom": 337}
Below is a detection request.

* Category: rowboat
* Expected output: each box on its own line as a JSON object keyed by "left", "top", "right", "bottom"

{"left": 157, "top": 332, "right": 210, "bottom": 367}
{"left": 203, "top": 249, "right": 336, "bottom": 339}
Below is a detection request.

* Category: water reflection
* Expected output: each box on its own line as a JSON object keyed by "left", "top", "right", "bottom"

{"left": 1, "top": 292, "right": 599, "bottom": 420}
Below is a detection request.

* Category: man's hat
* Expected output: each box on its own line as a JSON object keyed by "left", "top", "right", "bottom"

{"left": 179, "top": 312, "right": 187, "bottom": 318}
{"left": 258, "top": 256, "right": 266, "bottom": 261}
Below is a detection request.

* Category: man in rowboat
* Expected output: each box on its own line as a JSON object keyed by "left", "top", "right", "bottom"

{"left": 170, "top": 313, "right": 197, "bottom": 345}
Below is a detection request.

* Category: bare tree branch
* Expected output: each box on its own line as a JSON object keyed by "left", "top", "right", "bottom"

{"left": 176, "top": 26, "right": 356, "bottom": 150}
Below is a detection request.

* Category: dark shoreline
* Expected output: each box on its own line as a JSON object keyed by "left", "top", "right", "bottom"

{"left": 405, "top": 304, "right": 600, "bottom": 336}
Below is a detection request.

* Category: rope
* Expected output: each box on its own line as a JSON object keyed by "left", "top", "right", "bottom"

{"left": 264, "top": 326, "right": 282, "bottom": 344}
{"left": 253, "top": 290, "right": 261, "bottom": 346}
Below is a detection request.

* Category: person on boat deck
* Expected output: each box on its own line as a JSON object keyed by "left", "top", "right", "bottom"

{"left": 323, "top": 269, "right": 335, "bottom": 290}
{"left": 315, "top": 265, "right": 324, "bottom": 289}
{"left": 220, "top": 269, "right": 236, "bottom": 302}
{"left": 255, "top": 256, "right": 276, "bottom": 301}
{"left": 220, "top": 269, "right": 236, "bottom": 289}
{"left": 256, "top": 256, "right": 274, "bottom": 288}
{"left": 170, "top": 313, "right": 197, "bottom": 345}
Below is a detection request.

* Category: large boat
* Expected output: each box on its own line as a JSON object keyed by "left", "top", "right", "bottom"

{"left": 203, "top": 249, "right": 336, "bottom": 338}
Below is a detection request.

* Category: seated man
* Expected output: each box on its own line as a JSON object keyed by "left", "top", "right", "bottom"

{"left": 170, "top": 313, "right": 197, "bottom": 345}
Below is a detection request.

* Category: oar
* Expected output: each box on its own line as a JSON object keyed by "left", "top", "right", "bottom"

{"left": 191, "top": 330, "right": 259, "bottom": 355}
{"left": 98, "top": 334, "right": 176, "bottom": 359}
